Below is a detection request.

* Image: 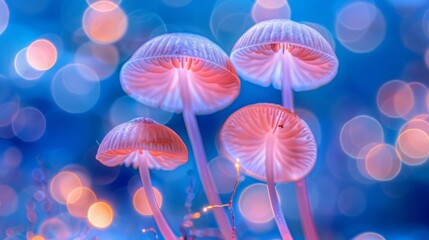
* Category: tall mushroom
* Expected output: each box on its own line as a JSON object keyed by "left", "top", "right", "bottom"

{"left": 219, "top": 103, "right": 317, "bottom": 240}
{"left": 96, "top": 117, "right": 188, "bottom": 239}
{"left": 231, "top": 19, "right": 338, "bottom": 239}
{"left": 120, "top": 33, "right": 240, "bottom": 239}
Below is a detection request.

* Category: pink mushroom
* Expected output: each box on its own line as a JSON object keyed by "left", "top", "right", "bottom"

{"left": 120, "top": 33, "right": 240, "bottom": 239}
{"left": 219, "top": 103, "right": 317, "bottom": 239}
{"left": 231, "top": 19, "right": 338, "bottom": 239}
{"left": 96, "top": 117, "right": 188, "bottom": 239}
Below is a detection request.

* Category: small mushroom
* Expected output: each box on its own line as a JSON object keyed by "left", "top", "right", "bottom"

{"left": 96, "top": 117, "right": 188, "bottom": 239}
{"left": 219, "top": 103, "right": 316, "bottom": 240}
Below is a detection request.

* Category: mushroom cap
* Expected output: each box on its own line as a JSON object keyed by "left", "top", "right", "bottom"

{"left": 121, "top": 33, "right": 240, "bottom": 115}
{"left": 219, "top": 103, "right": 316, "bottom": 182}
{"left": 231, "top": 19, "right": 338, "bottom": 91}
{"left": 96, "top": 118, "right": 188, "bottom": 170}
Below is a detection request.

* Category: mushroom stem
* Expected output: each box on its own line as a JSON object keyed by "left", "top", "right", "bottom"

{"left": 179, "top": 69, "right": 234, "bottom": 240}
{"left": 265, "top": 137, "right": 293, "bottom": 240}
{"left": 296, "top": 178, "right": 318, "bottom": 240}
{"left": 182, "top": 109, "right": 234, "bottom": 240}
{"left": 138, "top": 156, "right": 177, "bottom": 240}
{"left": 281, "top": 68, "right": 319, "bottom": 240}
{"left": 281, "top": 57, "right": 294, "bottom": 110}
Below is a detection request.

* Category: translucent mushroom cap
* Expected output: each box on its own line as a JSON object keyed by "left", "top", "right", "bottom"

{"left": 121, "top": 33, "right": 240, "bottom": 115}
{"left": 231, "top": 19, "right": 338, "bottom": 91}
{"left": 96, "top": 118, "right": 188, "bottom": 170}
{"left": 219, "top": 103, "right": 316, "bottom": 182}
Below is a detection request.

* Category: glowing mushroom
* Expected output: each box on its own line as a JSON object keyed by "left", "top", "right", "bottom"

{"left": 231, "top": 19, "right": 338, "bottom": 239}
{"left": 219, "top": 103, "right": 317, "bottom": 240}
{"left": 120, "top": 33, "right": 240, "bottom": 239}
{"left": 96, "top": 117, "right": 188, "bottom": 239}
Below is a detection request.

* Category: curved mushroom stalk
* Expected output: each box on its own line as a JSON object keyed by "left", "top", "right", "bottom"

{"left": 138, "top": 155, "right": 177, "bottom": 240}
{"left": 265, "top": 136, "right": 293, "bottom": 240}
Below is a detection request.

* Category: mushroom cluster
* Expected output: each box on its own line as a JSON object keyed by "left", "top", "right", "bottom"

{"left": 97, "top": 18, "right": 338, "bottom": 240}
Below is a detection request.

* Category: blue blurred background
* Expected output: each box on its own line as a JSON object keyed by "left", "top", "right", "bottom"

{"left": 1, "top": 0, "right": 429, "bottom": 239}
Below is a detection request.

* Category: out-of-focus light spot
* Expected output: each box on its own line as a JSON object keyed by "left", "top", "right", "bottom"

{"left": 34, "top": 190, "right": 46, "bottom": 202}
{"left": 86, "top": 0, "right": 122, "bottom": 5}
{"left": 377, "top": 80, "right": 414, "bottom": 118}
{"left": 209, "top": 156, "right": 237, "bottom": 194}
{"left": 340, "top": 115, "right": 384, "bottom": 159}
{"left": 0, "top": 98, "right": 20, "bottom": 127}
{"left": 400, "top": 115, "right": 429, "bottom": 134}
{"left": 87, "top": 201, "right": 114, "bottom": 229}
{"left": 353, "top": 232, "right": 385, "bottom": 240}
{"left": 51, "top": 64, "right": 100, "bottom": 113}
{"left": 296, "top": 108, "right": 322, "bottom": 146}
{"left": 335, "top": 2, "right": 385, "bottom": 53}
{"left": 26, "top": 39, "right": 57, "bottom": 71}
{"left": 0, "top": 185, "right": 18, "bottom": 216}
{"left": 38, "top": 218, "right": 71, "bottom": 240}
{"left": 119, "top": 10, "right": 167, "bottom": 56}
{"left": 67, "top": 187, "right": 97, "bottom": 218}
{"left": 256, "top": 0, "right": 285, "bottom": 8}
{"left": 3, "top": 146, "right": 22, "bottom": 169}
{"left": 210, "top": 0, "right": 254, "bottom": 50}
{"left": 12, "top": 107, "right": 46, "bottom": 142}
{"left": 74, "top": 42, "right": 118, "bottom": 80}
{"left": 82, "top": 1, "right": 128, "bottom": 44}
{"left": 31, "top": 235, "right": 45, "bottom": 240}
{"left": 251, "top": 0, "right": 290, "bottom": 23}
{"left": 404, "top": 82, "right": 428, "bottom": 119}
{"left": 133, "top": 187, "right": 162, "bottom": 216}
{"left": 365, "top": 144, "right": 401, "bottom": 181}
{"left": 239, "top": 183, "right": 274, "bottom": 223}
{"left": 108, "top": 96, "right": 173, "bottom": 127}
{"left": 337, "top": 188, "right": 366, "bottom": 217}
{"left": 396, "top": 129, "right": 429, "bottom": 165}
{"left": 0, "top": 0, "right": 9, "bottom": 35}
{"left": 396, "top": 121, "right": 429, "bottom": 166}
{"left": 14, "top": 48, "right": 45, "bottom": 80}
{"left": 303, "top": 22, "right": 336, "bottom": 50}
{"left": 61, "top": 164, "right": 92, "bottom": 188}
{"left": 50, "top": 171, "right": 83, "bottom": 204}
{"left": 160, "top": 0, "right": 192, "bottom": 7}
